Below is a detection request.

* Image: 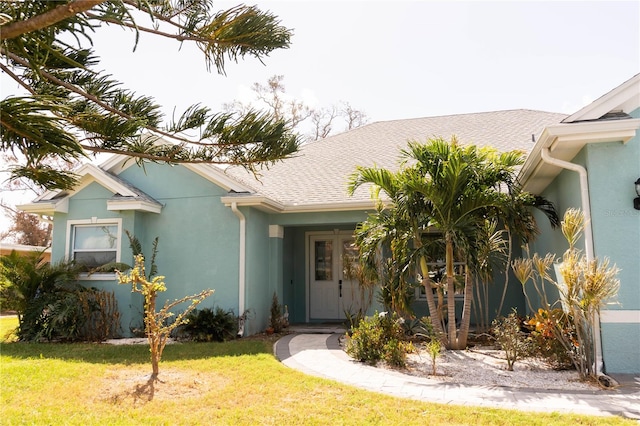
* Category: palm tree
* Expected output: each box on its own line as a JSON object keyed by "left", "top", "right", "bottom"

{"left": 350, "top": 136, "right": 553, "bottom": 349}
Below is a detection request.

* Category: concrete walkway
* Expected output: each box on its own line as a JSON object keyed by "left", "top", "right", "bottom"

{"left": 274, "top": 333, "right": 640, "bottom": 420}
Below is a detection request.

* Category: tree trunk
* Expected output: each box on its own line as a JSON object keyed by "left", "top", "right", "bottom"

{"left": 422, "top": 277, "right": 447, "bottom": 343}
{"left": 445, "top": 239, "right": 457, "bottom": 349}
{"left": 419, "top": 257, "right": 446, "bottom": 342}
{"left": 0, "top": 0, "right": 105, "bottom": 41}
{"left": 456, "top": 267, "right": 475, "bottom": 349}
{"left": 497, "top": 228, "right": 512, "bottom": 317}
{"left": 151, "top": 338, "right": 160, "bottom": 379}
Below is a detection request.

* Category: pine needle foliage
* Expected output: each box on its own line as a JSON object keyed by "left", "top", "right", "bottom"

{"left": 1, "top": 1, "right": 298, "bottom": 190}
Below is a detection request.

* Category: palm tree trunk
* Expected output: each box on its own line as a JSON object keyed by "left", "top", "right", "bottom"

{"left": 419, "top": 258, "right": 447, "bottom": 343}
{"left": 423, "top": 277, "right": 447, "bottom": 342}
{"left": 446, "top": 239, "right": 457, "bottom": 349}
{"left": 497, "top": 228, "right": 512, "bottom": 317}
{"left": 457, "top": 267, "right": 475, "bottom": 348}
{"left": 474, "top": 275, "right": 485, "bottom": 333}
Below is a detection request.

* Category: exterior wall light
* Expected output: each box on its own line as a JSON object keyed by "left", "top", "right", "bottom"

{"left": 635, "top": 178, "right": 640, "bottom": 210}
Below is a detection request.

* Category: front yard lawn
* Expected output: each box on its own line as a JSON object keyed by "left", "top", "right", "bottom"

{"left": 0, "top": 318, "right": 633, "bottom": 425}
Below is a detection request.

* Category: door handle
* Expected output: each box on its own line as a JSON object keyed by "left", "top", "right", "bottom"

{"left": 339, "top": 280, "right": 342, "bottom": 297}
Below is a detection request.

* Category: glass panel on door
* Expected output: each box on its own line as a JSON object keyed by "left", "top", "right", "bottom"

{"left": 314, "top": 240, "right": 333, "bottom": 281}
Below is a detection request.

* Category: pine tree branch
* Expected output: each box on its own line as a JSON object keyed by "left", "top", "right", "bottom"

{"left": 1, "top": 48, "right": 187, "bottom": 143}
{"left": 0, "top": 0, "right": 105, "bottom": 41}
{"left": 0, "top": 62, "right": 36, "bottom": 94}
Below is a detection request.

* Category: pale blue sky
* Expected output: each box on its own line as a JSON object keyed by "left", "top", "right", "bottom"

{"left": 88, "top": 1, "right": 640, "bottom": 123}
{"left": 1, "top": 1, "right": 639, "bottom": 233}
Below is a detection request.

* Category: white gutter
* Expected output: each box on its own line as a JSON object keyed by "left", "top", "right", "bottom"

{"left": 230, "top": 202, "right": 247, "bottom": 336}
{"left": 540, "top": 148, "right": 603, "bottom": 375}
{"left": 540, "top": 148, "right": 594, "bottom": 261}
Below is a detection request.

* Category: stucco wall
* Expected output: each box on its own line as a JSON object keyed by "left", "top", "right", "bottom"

{"left": 52, "top": 164, "right": 244, "bottom": 336}
{"left": 586, "top": 132, "right": 640, "bottom": 312}
{"left": 118, "top": 164, "right": 241, "bottom": 326}
{"left": 529, "top": 117, "right": 640, "bottom": 374}
{"left": 584, "top": 111, "right": 640, "bottom": 374}
{"left": 242, "top": 207, "right": 273, "bottom": 335}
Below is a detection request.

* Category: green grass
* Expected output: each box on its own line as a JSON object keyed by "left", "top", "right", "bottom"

{"left": 0, "top": 316, "right": 634, "bottom": 425}
{"left": 0, "top": 316, "right": 18, "bottom": 342}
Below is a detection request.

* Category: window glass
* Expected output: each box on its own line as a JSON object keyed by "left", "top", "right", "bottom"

{"left": 314, "top": 240, "right": 333, "bottom": 281}
{"left": 72, "top": 225, "right": 118, "bottom": 268}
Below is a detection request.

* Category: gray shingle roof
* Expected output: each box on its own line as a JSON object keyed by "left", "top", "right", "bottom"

{"left": 224, "top": 109, "right": 568, "bottom": 206}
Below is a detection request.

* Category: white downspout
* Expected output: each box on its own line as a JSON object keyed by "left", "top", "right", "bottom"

{"left": 540, "top": 148, "right": 603, "bottom": 375}
{"left": 230, "top": 202, "right": 247, "bottom": 336}
{"left": 540, "top": 148, "right": 594, "bottom": 261}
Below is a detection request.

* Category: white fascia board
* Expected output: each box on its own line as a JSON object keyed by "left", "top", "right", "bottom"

{"left": 98, "top": 154, "right": 134, "bottom": 174}
{"left": 547, "top": 119, "right": 640, "bottom": 145}
{"left": 280, "top": 200, "right": 381, "bottom": 213}
{"left": 519, "top": 119, "right": 640, "bottom": 192}
{"left": 25, "top": 163, "right": 139, "bottom": 208}
{"left": 31, "top": 189, "right": 63, "bottom": 202}
{"left": 563, "top": 74, "right": 640, "bottom": 123}
{"left": 73, "top": 164, "right": 137, "bottom": 197}
{"left": 186, "top": 163, "right": 253, "bottom": 193}
{"left": 221, "top": 196, "right": 384, "bottom": 214}
{"left": 107, "top": 199, "right": 162, "bottom": 214}
{"left": 36, "top": 163, "right": 138, "bottom": 202}
{"left": 100, "top": 156, "right": 253, "bottom": 193}
{"left": 221, "top": 195, "right": 284, "bottom": 213}
{"left": 17, "top": 198, "right": 69, "bottom": 215}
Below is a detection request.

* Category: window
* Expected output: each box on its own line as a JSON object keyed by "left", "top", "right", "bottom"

{"left": 314, "top": 240, "right": 333, "bottom": 281}
{"left": 67, "top": 220, "right": 121, "bottom": 270}
{"left": 415, "top": 261, "right": 466, "bottom": 300}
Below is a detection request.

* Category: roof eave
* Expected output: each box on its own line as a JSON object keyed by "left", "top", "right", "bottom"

{"left": 107, "top": 199, "right": 163, "bottom": 214}
{"left": 520, "top": 118, "right": 640, "bottom": 194}
{"left": 220, "top": 195, "right": 284, "bottom": 213}
{"left": 17, "top": 198, "right": 69, "bottom": 215}
{"left": 221, "top": 195, "right": 384, "bottom": 214}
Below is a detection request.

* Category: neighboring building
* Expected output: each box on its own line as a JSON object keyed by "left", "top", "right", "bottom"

{"left": 18, "top": 75, "right": 639, "bottom": 374}
{"left": 0, "top": 243, "right": 51, "bottom": 263}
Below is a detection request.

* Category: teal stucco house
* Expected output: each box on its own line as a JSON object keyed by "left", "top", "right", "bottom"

{"left": 19, "top": 74, "right": 639, "bottom": 374}
{"left": 520, "top": 74, "right": 640, "bottom": 375}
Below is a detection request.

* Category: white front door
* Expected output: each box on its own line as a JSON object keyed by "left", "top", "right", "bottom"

{"left": 309, "top": 233, "right": 361, "bottom": 320}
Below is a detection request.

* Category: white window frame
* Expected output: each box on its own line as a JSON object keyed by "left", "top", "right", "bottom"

{"left": 65, "top": 217, "right": 122, "bottom": 280}
{"left": 415, "top": 261, "right": 466, "bottom": 301}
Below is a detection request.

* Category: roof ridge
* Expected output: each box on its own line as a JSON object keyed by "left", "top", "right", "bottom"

{"left": 367, "top": 109, "right": 567, "bottom": 126}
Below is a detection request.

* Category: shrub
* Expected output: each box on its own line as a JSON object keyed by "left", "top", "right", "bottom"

{"left": 491, "top": 310, "right": 531, "bottom": 371}
{"left": 181, "top": 307, "right": 238, "bottom": 342}
{"left": 345, "top": 311, "right": 412, "bottom": 367}
{"left": 513, "top": 209, "right": 620, "bottom": 379}
{"left": 426, "top": 338, "right": 442, "bottom": 375}
{"left": 1, "top": 250, "right": 120, "bottom": 342}
{"left": 402, "top": 316, "right": 435, "bottom": 339}
{"left": 268, "top": 292, "right": 288, "bottom": 333}
{"left": 344, "top": 309, "right": 366, "bottom": 336}
{"left": 525, "top": 308, "right": 574, "bottom": 370}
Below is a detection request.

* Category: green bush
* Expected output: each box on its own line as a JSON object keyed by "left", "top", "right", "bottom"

{"left": 1, "top": 251, "right": 120, "bottom": 342}
{"left": 402, "top": 316, "right": 435, "bottom": 339}
{"left": 345, "top": 311, "right": 412, "bottom": 367}
{"left": 491, "top": 310, "right": 531, "bottom": 371}
{"left": 181, "top": 307, "right": 238, "bottom": 342}
{"left": 525, "top": 308, "right": 574, "bottom": 370}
